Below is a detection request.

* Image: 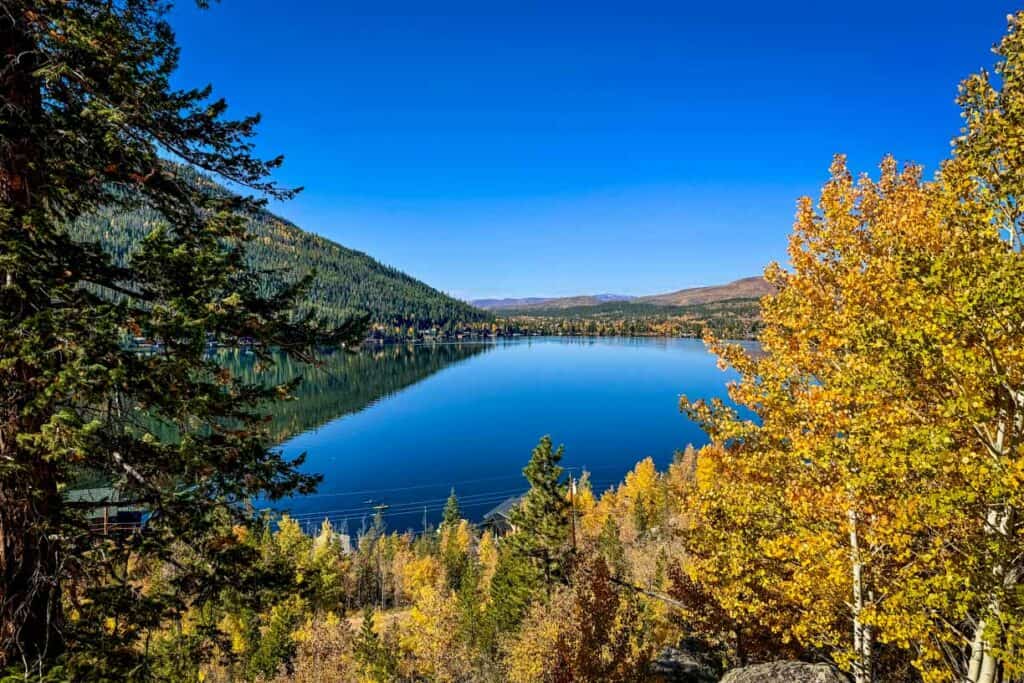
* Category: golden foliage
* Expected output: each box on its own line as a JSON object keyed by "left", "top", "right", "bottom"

{"left": 677, "top": 18, "right": 1024, "bottom": 676}
{"left": 504, "top": 557, "right": 653, "bottom": 683}
{"left": 477, "top": 530, "right": 500, "bottom": 600}
{"left": 401, "top": 586, "right": 474, "bottom": 682}
{"left": 399, "top": 553, "right": 443, "bottom": 602}
{"left": 258, "top": 614, "right": 357, "bottom": 683}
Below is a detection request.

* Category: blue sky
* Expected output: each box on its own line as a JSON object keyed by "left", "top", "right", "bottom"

{"left": 169, "top": 1, "right": 1015, "bottom": 300}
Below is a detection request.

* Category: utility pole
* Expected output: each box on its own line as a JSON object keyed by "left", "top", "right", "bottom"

{"left": 569, "top": 475, "right": 577, "bottom": 553}
{"left": 373, "top": 503, "right": 389, "bottom": 611}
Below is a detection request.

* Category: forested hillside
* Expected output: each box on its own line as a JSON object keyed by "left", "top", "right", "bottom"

{"left": 66, "top": 172, "right": 490, "bottom": 330}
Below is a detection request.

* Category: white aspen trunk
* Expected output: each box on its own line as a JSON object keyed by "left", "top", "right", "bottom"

{"left": 967, "top": 619, "right": 986, "bottom": 682}
{"left": 977, "top": 507, "right": 1016, "bottom": 683}
{"left": 965, "top": 389, "right": 1021, "bottom": 683}
{"left": 862, "top": 589, "right": 874, "bottom": 679}
{"left": 967, "top": 385, "right": 1021, "bottom": 682}
{"left": 969, "top": 510, "right": 1000, "bottom": 683}
{"left": 849, "top": 508, "right": 871, "bottom": 683}
{"left": 977, "top": 647, "right": 998, "bottom": 683}
{"left": 967, "top": 508, "right": 1011, "bottom": 683}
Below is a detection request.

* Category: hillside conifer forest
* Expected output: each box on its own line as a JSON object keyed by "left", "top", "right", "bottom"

{"left": 67, "top": 165, "right": 490, "bottom": 333}
{"left": 3, "top": 2, "right": 1024, "bottom": 682}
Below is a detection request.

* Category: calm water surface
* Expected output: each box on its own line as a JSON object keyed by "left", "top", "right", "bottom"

{"left": 268, "top": 337, "right": 748, "bottom": 534}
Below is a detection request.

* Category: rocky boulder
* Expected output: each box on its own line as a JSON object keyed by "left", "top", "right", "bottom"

{"left": 719, "top": 661, "right": 849, "bottom": 683}
{"left": 648, "top": 638, "right": 726, "bottom": 682}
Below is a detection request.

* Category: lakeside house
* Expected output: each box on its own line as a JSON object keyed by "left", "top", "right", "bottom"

{"left": 65, "top": 486, "right": 146, "bottom": 534}
{"left": 481, "top": 496, "right": 522, "bottom": 536}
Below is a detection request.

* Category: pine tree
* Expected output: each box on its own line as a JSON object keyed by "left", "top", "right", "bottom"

{"left": 456, "top": 557, "right": 485, "bottom": 646}
{"left": 0, "top": 0, "right": 365, "bottom": 674}
{"left": 354, "top": 606, "right": 381, "bottom": 670}
{"left": 487, "top": 545, "right": 543, "bottom": 635}
{"left": 245, "top": 595, "right": 305, "bottom": 680}
{"left": 442, "top": 487, "right": 461, "bottom": 528}
{"left": 488, "top": 436, "right": 571, "bottom": 633}
{"left": 354, "top": 606, "right": 397, "bottom": 681}
{"left": 442, "top": 519, "right": 471, "bottom": 591}
{"left": 507, "top": 435, "right": 571, "bottom": 583}
{"left": 597, "top": 516, "right": 627, "bottom": 578}
{"left": 355, "top": 509, "right": 388, "bottom": 608}
{"left": 311, "top": 518, "right": 348, "bottom": 610}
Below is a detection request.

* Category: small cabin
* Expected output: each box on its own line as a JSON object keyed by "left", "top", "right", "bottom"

{"left": 481, "top": 496, "right": 522, "bottom": 537}
{"left": 66, "top": 487, "right": 145, "bottom": 534}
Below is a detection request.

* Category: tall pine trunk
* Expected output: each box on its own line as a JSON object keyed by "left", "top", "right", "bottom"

{"left": 0, "top": 9, "right": 65, "bottom": 667}
{"left": 0, "top": 467, "right": 62, "bottom": 669}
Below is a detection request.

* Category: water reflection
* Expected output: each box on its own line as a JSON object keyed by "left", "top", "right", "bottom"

{"left": 217, "top": 342, "right": 493, "bottom": 443}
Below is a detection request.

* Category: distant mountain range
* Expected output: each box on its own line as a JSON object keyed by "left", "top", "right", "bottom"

{"left": 471, "top": 276, "right": 773, "bottom": 312}
{"left": 471, "top": 293, "right": 636, "bottom": 310}
{"left": 66, "top": 168, "right": 489, "bottom": 329}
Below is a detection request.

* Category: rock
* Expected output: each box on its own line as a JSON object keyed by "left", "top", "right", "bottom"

{"left": 719, "top": 661, "right": 849, "bottom": 683}
{"left": 648, "top": 638, "right": 726, "bottom": 682}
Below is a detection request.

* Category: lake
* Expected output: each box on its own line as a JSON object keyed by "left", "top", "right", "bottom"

{"left": 245, "top": 337, "right": 747, "bottom": 535}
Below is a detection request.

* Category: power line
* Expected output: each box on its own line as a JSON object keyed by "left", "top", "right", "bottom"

{"left": 285, "top": 495, "right": 522, "bottom": 531}
{"left": 275, "top": 476, "right": 623, "bottom": 527}
{"left": 293, "top": 464, "right": 602, "bottom": 500}
{"left": 284, "top": 475, "right": 623, "bottom": 521}
{"left": 294, "top": 473, "right": 528, "bottom": 499}
{"left": 282, "top": 486, "right": 530, "bottom": 520}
